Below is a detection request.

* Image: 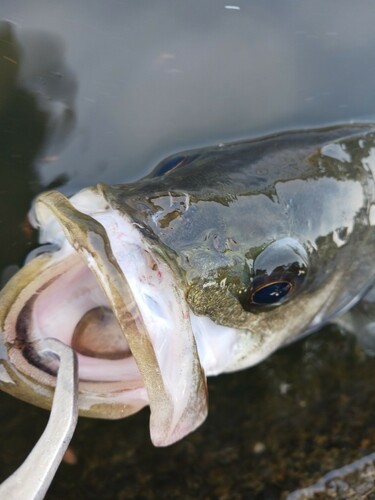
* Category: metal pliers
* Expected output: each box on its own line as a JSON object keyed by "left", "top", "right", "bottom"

{"left": 0, "top": 339, "right": 78, "bottom": 499}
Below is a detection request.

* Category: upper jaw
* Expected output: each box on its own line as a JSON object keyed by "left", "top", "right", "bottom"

{"left": 0, "top": 187, "right": 208, "bottom": 446}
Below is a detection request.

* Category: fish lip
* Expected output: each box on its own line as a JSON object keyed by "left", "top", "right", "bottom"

{"left": 13, "top": 276, "right": 61, "bottom": 376}
{"left": 0, "top": 188, "right": 208, "bottom": 446}
{"left": 82, "top": 196, "right": 208, "bottom": 445}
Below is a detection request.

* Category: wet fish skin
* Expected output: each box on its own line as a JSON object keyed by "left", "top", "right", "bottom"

{"left": 101, "top": 124, "right": 375, "bottom": 365}
{"left": 1, "top": 124, "right": 375, "bottom": 445}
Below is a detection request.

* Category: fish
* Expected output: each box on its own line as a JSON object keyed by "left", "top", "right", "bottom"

{"left": 1, "top": 123, "right": 375, "bottom": 447}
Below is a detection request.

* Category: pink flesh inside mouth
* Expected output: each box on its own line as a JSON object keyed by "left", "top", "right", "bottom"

{"left": 29, "top": 261, "right": 143, "bottom": 385}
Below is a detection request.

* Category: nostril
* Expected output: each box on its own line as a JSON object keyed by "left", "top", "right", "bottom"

{"left": 71, "top": 306, "right": 131, "bottom": 360}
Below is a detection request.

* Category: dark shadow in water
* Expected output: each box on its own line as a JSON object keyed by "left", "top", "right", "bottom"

{"left": 0, "top": 22, "right": 76, "bottom": 277}
{"left": 0, "top": 326, "right": 374, "bottom": 499}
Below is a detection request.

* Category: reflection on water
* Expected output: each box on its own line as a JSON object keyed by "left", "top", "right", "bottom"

{"left": 3, "top": 0, "right": 375, "bottom": 192}
{"left": 0, "top": 22, "right": 75, "bottom": 274}
{"left": 0, "top": 22, "right": 75, "bottom": 271}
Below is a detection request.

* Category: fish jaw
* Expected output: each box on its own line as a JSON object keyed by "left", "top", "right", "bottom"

{"left": 0, "top": 188, "right": 207, "bottom": 446}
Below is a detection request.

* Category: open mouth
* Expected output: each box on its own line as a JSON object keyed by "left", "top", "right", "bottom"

{"left": 15, "top": 258, "right": 143, "bottom": 386}
{"left": 0, "top": 188, "right": 207, "bottom": 446}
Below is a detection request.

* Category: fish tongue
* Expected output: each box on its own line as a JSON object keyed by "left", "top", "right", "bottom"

{"left": 35, "top": 191, "right": 208, "bottom": 446}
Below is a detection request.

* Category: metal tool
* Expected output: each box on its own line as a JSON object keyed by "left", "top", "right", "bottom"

{"left": 0, "top": 338, "right": 78, "bottom": 500}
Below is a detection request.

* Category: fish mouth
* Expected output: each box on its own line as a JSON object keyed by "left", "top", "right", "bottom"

{"left": 0, "top": 188, "right": 207, "bottom": 446}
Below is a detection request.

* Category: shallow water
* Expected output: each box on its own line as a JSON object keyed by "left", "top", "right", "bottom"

{"left": 1, "top": 327, "right": 375, "bottom": 499}
{"left": 1, "top": 1, "right": 375, "bottom": 498}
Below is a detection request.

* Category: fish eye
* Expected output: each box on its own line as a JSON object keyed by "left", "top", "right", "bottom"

{"left": 239, "top": 237, "right": 309, "bottom": 311}
{"left": 251, "top": 280, "right": 292, "bottom": 305}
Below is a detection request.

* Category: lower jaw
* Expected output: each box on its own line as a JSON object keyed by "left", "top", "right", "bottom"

{"left": 0, "top": 248, "right": 150, "bottom": 419}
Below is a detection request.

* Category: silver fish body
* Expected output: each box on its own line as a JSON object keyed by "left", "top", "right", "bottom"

{"left": 1, "top": 124, "right": 375, "bottom": 445}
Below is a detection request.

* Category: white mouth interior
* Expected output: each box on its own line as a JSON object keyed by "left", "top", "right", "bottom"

{"left": 30, "top": 258, "right": 142, "bottom": 383}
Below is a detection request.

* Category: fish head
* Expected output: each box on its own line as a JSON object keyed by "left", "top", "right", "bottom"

{"left": 121, "top": 125, "right": 375, "bottom": 374}
{"left": 1, "top": 125, "right": 375, "bottom": 445}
